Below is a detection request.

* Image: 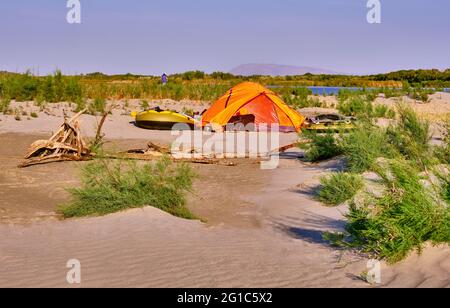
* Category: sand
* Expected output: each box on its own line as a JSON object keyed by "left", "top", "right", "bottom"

{"left": 0, "top": 98, "right": 449, "bottom": 288}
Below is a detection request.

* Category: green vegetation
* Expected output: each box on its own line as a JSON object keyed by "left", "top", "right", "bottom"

{"left": 73, "top": 97, "right": 87, "bottom": 112}
{"left": 30, "top": 112, "right": 38, "bottom": 118}
{"left": 279, "top": 87, "right": 327, "bottom": 109}
{"left": 370, "top": 69, "right": 450, "bottom": 88}
{"left": 437, "top": 170, "right": 450, "bottom": 204}
{"left": 1, "top": 69, "right": 448, "bottom": 108}
{"left": 434, "top": 120, "right": 449, "bottom": 164}
{"left": 386, "top": 104, "right": 431, "bottom": 167}
{"left": 306, "top": 104, "right": 450, "bottom": 263}
{"left": 88, "top": 97, "right": 107, "bottom": 114}
{"left": 60, "top": 158, "right": 197, "bottom": 219}
{"left": 337, "top": 90, "right": 396, "bottom": 119}
{"left": 326, "top": 160, "right": 450, "bottom": 264}
{"left": 443, "top": 177, "right": 450, "bottom": 204}
{"left": 373, "top": 104, "right": 396, "bottom": 119}
{"left": 300, "top": 130, "right": 343, "bottom": 162}
{"left": 318, "top": 173, "right": 364, "bottom": 206}
{"left": 140, "top": 99, "right": 150, "bottom": 109}
{"left": 338, "top": 95, "right": 373, "bottom": 118}
{"left": 302, "top": 104, "right": 436, "bottom": 172}
{"left": 0, "top": 96, "right": 10, "bottom": 113}
{"left": 302, "top": 125, "right": 396, "bottom": 173}
{"left": 340, "top": 124, "right": 397, "bottom": 173}
{"left": 181, "top": 70, "right": 206, "bottom": 81}
{"left": 0, "top": 70, "right": 83, "bottom": 104}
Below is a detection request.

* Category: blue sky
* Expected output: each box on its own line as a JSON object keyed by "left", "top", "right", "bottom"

{"left": 0, "top": 0, "right": 449, "bottom": 75}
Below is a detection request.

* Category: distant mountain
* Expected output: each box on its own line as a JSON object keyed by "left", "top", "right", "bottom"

{"left": 229, "top": 64, "right": 340, "bottom": 76}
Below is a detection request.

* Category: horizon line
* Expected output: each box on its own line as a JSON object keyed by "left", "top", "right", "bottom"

{"left": 1, "top": 66, "right": 449, "bottom": 78}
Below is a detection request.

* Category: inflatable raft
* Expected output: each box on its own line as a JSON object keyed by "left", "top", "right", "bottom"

{"left": 304, "top": 113, "right": 356, "bottom": 132}
{"left": 131, "top": 109, "right": 195, "bottom": 130}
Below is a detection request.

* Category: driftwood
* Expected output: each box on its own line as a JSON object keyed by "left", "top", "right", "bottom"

{"left": 127, "top": 142, "right": 171, "bottom": 155}
{"left": 107, "top": 141, "right": 236, "bottom": 165}
{"left": 91, "top": 111, "right": 109, "bottom": 150}
{"left": 104, "top": 153, "right": 237, "bottom": 166}
{"left": 19, "top": 109, "right": 92, "bottom": 168}
{"left": 117, "top": 141, "right": 302, "bottom": 165}
{"left": 269, "top": 143, "right": 298, "bottom": 155}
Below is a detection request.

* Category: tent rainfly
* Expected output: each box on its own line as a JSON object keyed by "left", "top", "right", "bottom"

{"left": 202, "top": 82, "right": 305, "bottom": 132}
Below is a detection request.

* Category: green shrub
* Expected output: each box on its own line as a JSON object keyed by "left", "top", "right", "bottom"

{"left": 1, "top": 71, "right": 39, "bottom": 101}
{"left": 211, "top": 72, "right": 235, "bottom": 80}
{"left": 434, "top": 146, "right": 450, "bottom": 165}
{"left": 281, "top": 87, "right": 316, "bottom": 109}
{"left": 433, "top": 121, "right": 449, "bottom": 164}
{"left": 64, "top": 76, "right": 83, "bottom": 102}
{"left": 89, "top": 97, "right": 107, "bottom": 114}
{"left": 386, "top": 108, "right": 396, "bottom": 119}
{"left": 141, "top": 99, "right": 150, "bottom": 109}
{"left": 181, "top": 71, "right": 205, "bottom": 81}
{"left": 52, "top": 70, "right": 65, "bottom": 102}
{"left": 340, "top": 125, "right": 397, "bottom": 173}
{"left": 434, "top": 170, "right": 450, "bottom": 205}
{"left": 60, "top": 158, "right": 197, "bottom": 219}
{"left": 329, "top": 160, "right": 450, "bottom": 264}
{"left": 386, "top": 104, "right": 431, "bottom": 166}
{"left": 338, "top": 96, "right": 373, "bottom": 118}
{"left": 74, "top": 97, "right": 87, "bottom": 112}
{"left": 444, "top": 180, "right": 450, "bottom": 204}
{"left": 173, "top": 84, "right": 184, "bottom": 101}
{"left": 318, "top": 173, "right": 364, "bottom": 206}
{"left": 410, "top": 89, "right": 433, "bottom": 102}
{"left": 41, "top": 75, "right": 55, "bottom": 102}
{"left": 337, "top": 89, "right": 354, "bottom": 102}
{"left": 382, "top": 87, "right": 405, "bottom": 99}
{"left": 373, "top": 104, "right": 389, "bottom": 118}
{"left": 285, "top": 95, "right": 324, "bottom": 109}
{"left": 30, "top": 112, "right": 38, "bottom": 118}
{"left": 0, "top": 96, "right": 11, "bottom": 113}
{"left": 0, "top": 71, "right": 84, "bottom": 103}
{"left": 301, "top": 130, "right": 343, "bottom": 162}
{"left": 303, "top": 106, "right": 435, "bottom": 172}
{"left": 35, "top": 94, "right": 46, "bottom": 108}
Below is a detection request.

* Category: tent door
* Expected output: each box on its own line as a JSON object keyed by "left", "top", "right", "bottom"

{"left": 226, "top": 114, "right": 256, "bottom": 131}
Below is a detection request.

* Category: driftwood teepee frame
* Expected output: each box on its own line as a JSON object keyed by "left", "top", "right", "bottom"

{"left": 19, "top": 109, "right": 92, "bottom": 168}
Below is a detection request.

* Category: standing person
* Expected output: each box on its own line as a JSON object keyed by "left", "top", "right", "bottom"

{"left": 161, "top": 73, "right": 168, "bottom": 86}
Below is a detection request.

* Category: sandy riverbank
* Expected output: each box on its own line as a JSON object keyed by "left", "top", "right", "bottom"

{"left": 0, "top": 96, "right": 449, "bottom": 288}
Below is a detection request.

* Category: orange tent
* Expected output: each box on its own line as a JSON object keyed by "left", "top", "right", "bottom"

{"left": 202, "top": 82, "right": 305, "bottom": 132}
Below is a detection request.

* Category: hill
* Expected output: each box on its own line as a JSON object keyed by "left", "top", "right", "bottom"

{"left": 230, "top": 64, "right": 340, "bottom": 76}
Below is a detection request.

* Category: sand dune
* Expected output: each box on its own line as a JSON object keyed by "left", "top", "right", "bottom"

{"left": 0, "top": 206, "right": 364, "bottom": 288}
{"left": 1, "top": 148, "right": 449, "bottom": 287}
{"left": 0, "top": 98, "right": 449, "bottom": 288}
